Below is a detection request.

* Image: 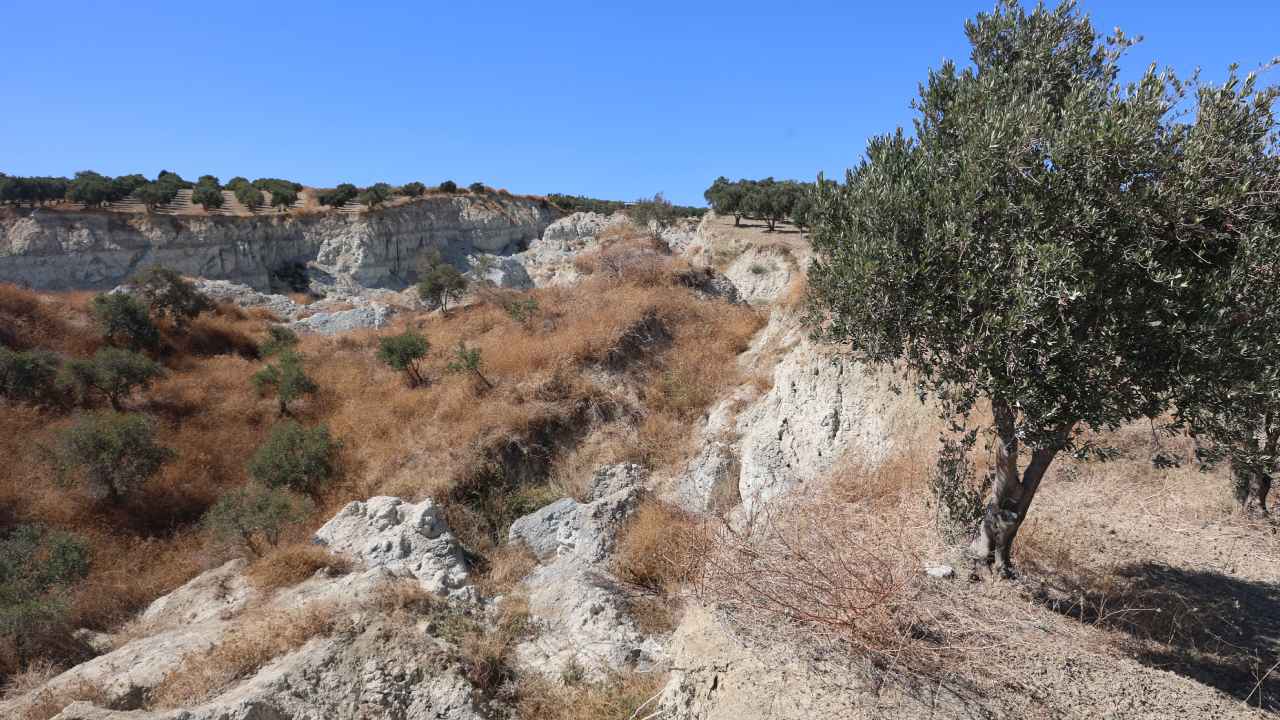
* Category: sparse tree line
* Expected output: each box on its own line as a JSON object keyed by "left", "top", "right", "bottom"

{"left": 703, "top": 177, "right": 821, "bottom": 232}
{"left": 0, "top": 170, "right": 510, "bottom": 213}
{"left": 547, "top": 193, "right": 707, "bottom": 219}
{"left": 805, "top": 0, "right": 1280, "bottom": 576}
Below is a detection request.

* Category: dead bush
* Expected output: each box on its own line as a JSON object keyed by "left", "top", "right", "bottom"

{"left": 17, "top": 679, "right": 112, "bottom": 720}
{"left": 246, "top": 543, "right": 351, "bottom": 591}
{"left": 700, "top": 493, "right": 935, "bottom": 665}
{"left": 612, "top": 499, "right": 706, "bottom": 634}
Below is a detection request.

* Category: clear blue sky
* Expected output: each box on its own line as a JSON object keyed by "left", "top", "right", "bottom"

{"left": 1, "top": 1, "right": 1276, "bottom": 206}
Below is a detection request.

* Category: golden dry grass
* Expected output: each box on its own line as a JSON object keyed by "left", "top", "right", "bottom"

{"left": 246, "top": 544, "right": 352, "bottom": 592}
{"left": 514, "top": 671, "right": 667, "bottom": 720}
{"left": 147, "top": 602, "right": 340, "bottom": 708}
{"left": 0, "top": 243, "right": 763, "bottom": 680}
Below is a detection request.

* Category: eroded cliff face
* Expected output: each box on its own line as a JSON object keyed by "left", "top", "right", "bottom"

{"left": 0, "top": 195, "right": 558, "bottom": 291}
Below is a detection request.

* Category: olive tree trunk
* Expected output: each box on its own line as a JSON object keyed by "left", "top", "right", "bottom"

{"left": 968, "top": 401, "right": 1074, "bottom": 576}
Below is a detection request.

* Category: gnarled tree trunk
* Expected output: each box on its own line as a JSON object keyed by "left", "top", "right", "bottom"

{"left": 968, "top": 400, "right": 1074, "bottom": 576}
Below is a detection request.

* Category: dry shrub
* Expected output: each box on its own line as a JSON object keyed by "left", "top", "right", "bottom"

{"left": 148, "top": 602, "right": 340, "bottom": 708}
{"left": 1, "top": 660, "right": 61, "bottom": 701}
{"left": 166, "top": 315, "right": 260, "bottom": 359}
{"left": 457, "top": 594, "right": 531, "bottom": 696}
{"left": 514, "top": 671, "right": 666, "bottom": 720}
{"left": 17, "top": 679, "right": 112, "bottom": 720}
{"left": 246, "top": 543, "right": 351, "bottom": 591}
{"left": 612, "top": 499, "right": 706, "bottom": 634}
{"left": 0, "top": 284, "right": 98, "bottom": 355}
{"left": 476, "top": 542, "right": 538, "bottom": 596}
{"left": 700, "top": 489, "right": 934, "bottom": 665}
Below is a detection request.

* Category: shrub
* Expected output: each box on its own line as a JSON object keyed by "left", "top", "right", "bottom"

{"left": 437, "top": 180, "right": 458, "bottom": 193}
{"left": 317, "top": 183, "right": 359, "bottom": 208}
{"left": 54, "top": 411, "right": 172, "bottom": 503}
{"left": 468, "top": 182, "right": 486, "bottom": 194}
{"left": 416, "top": 249, "right": 468, "bottom": 312}
{"left": 90, "top": 293, "right": 159, "bottom": 351}
{"left": 259, "top": 325, "right": 299, "bottom": 357}
{"left": 251, "top": 350, "right": 316, "bottom": 416}
{"left": 376, "top": 330, "right": 430, "bottom": 387}
{"left": 133, "top": 181, "right": 179, "bottom": 211}
{"left": 247, "top": 421, "right": 337, "bottom": 495}
{"left": 63, "top": 347, "right": 163, "bottom": 410}
{"left": 0, "top": 525, "right": 90, "bottom": 666}
{"left": 446, "top": 341, "right": 492, "bottom": 390}
{"left": 191, "top": 180, "right": 223, "bottom": 211}
{"left": 129, "top": 266, "right": 213, "bottom": 329}
{"left": 356, "top": 182, "right": 394, "bottom": 209}
{"left": 627, "top": 193, "right": 676, "bottom": 239}
{"left": 0, "top": 348, "right": 63, "bottom": 406}
{"left": 203, "top": 483, "right": 313, "bottom": 558}
{"left": 500, "top": 297, "right": 539, "bottom": 325}
{"left": 231, "top": 182, "right": 260, "bottom": 211}
{"left": 398, "top": 181, "right": 426, "bottom": 197}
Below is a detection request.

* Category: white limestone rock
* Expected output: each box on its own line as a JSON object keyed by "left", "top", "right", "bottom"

{"left": 314, "top": 496, "right": 471, "bottom": 598}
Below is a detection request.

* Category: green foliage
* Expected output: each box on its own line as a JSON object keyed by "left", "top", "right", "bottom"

{"left": 704, "top": 177, "right": 812, "bottom": 229}
{"left": 134, "top": 181, "right": 178, "bottom": 211}
{"left": 0, "top": 348, "right": 64, "bottom": 406}
{"left": 377, "top": 330, "right": 430, "bottom": 387}
{"left": 246, "top": 178, "right": 300, "bottom": 211}
{"left": 65, "top": 171, "right": 115, "bottom": 208}
{"left": 228, "top": 177, "right": 261, "bottom": 210}
{"left": 191, "top": 176, "right": 223, "bottom": 211}
{"left": 259, "top": 325, "right": 300, "bottom": 357}
{"left": 928, "top": 436, "right": 986, "bottom": 545}
{"left": 251, "top": 177, "right": 302, "bottom": 192}
{"left": 627, "top": 193, "right": 676, "bottom": 239}
{"left": 247, "top": 420, "right": 337, "bottom": 495}
{"left": 130, "top": 266, "right": 213, "bottom": 328}
{"left": 156, "top": 170, "right": 192, "bottom": 189}
{"left": 54, "top": 411, "right": 172, "bottom": 503}
{"left": 357, "top": 182, "right": 395, "bottom": 208}
{"left": 64, "top": 347, "right": 162, "bottom": 411}
{"left": 0, "top": 524, "right": 90, "bottom": 662}
{"left": 437, "top": 180, "right": 458, "bottom": 193}
{"left": 399, "top": 181, "right": 427, "bottom": 197}
{"left": 446, "top": 341, "right": 492, "bottom": 390}
{"left": 203, "top": 483, "right": 312, "bottom": 558}
{"left": 416, "top": 249, "right": 469, "bottom": 312}
{"left": 468, "top": 182, "right": 487, "bottom": 194}
{"left": 804, "top": 0, "right": 1279, "bottom": 565}
{"left": 1169, "top": 72, "right": 1280, "bottom": 508}
{"left": 91, "top": 293, "right": 160, "bottom": 351}
{"left": 317, "top": 183, "right": 359, "bottom": 208}
{"left": 501, "top": 297, "right": 539, "bottom": 325}
{"left": 252, "top": 350, "right": 317, "bottom": 416}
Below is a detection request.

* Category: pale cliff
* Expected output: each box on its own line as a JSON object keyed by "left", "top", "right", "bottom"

{"left": 0, "top": 195, "right": 558, "bottom": 291}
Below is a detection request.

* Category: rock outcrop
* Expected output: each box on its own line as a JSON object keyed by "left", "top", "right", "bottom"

{"left": 507, "top": 464, "right": 666, "bottom": 678}
{"left": 315, "top": 496, "right": 472, "bottom": 599}
{"left": 0, "top": 196, "right": 557, "bottom": 291}
{"left": 510, "top": 211, "right": 627, "bottom": 287}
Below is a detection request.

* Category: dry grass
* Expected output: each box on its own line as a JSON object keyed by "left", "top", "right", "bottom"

{"left": 245, "top": 543, "right": 351, "bottom": 591}
{"left": 514, "top": 671, "right": 667, "bottom": 720}
{"left": 612, "top": 499, "right": 705, "bottom": 634}
{"left": 476, "top": 542, "right": 538, "bottom": 596}
{"left": 16, "top": 679, "right": 112, "bottom": 720}
{"left": 147, "top": 602, "right": 341, "bottom": 708}
{"left": 0, "top": 236, "right": 763, "bottom": 680}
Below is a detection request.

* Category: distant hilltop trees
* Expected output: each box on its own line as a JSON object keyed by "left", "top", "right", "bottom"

{"left": 0, "top": 171, "right": 536, "bottom": 213}
{"left": 703, "top": 177, "right": 821, "bottom": 231}
{"left": 546, "top": 193, "right": 707, "bottom": 219}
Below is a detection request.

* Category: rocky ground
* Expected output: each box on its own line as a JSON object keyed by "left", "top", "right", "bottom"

{"left": 2, "top": 213, "right": 1276, "bottom": 719}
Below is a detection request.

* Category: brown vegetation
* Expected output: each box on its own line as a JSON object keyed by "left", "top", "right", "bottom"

{"left": 245, "top": 543, "right": 351, "bottom": 591}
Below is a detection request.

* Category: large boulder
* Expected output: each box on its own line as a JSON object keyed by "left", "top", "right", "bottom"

{"left": 314, "top": 496, "right": 471, "bottom": 598}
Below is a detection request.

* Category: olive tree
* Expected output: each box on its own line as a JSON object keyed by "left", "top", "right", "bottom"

{"left": 628, "top": 193, "right": 676, "bottom": 240}
{"left": 252, "top": 350, "right": 317, "bottom": 416}
{"left": 248, "top": 421, "right": 337, "bottom": 495}
{"left": 54, "top": 411, "right": 173, "bottom": 503}
{"left": 806, "top": 0, "right": 1262, "bottom": 575}
{"left": 417, "top": 249, "right": 468, "bottom": 313}
{"left": 203, "top": 483, "right": 312, "bottom": 558}
{"left": 64, "top": 347, "right": 163, "bottom": 410}
{"left": 1173, "top": 76, "right": 1280, "bottom": 514}
{"left": 377, "top": 330, "right": 430, "bottom": 387}
{"left": 0, "top": 524, "right": 90, "bottom": 665}
{"left": 91, "top": 293, "right": 160, "bottom": 351}
{"left": 130, "top": 266, "right": 213, "bottom": 328}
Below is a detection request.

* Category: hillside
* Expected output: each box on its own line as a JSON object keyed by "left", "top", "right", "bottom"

{"left": 0, "top": 211, "right": 1274, "bottom": 719}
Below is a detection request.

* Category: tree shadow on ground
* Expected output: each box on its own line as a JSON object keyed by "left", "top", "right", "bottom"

{"left": 1028, "top": 561, "right": 1280, "bottom": 711}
